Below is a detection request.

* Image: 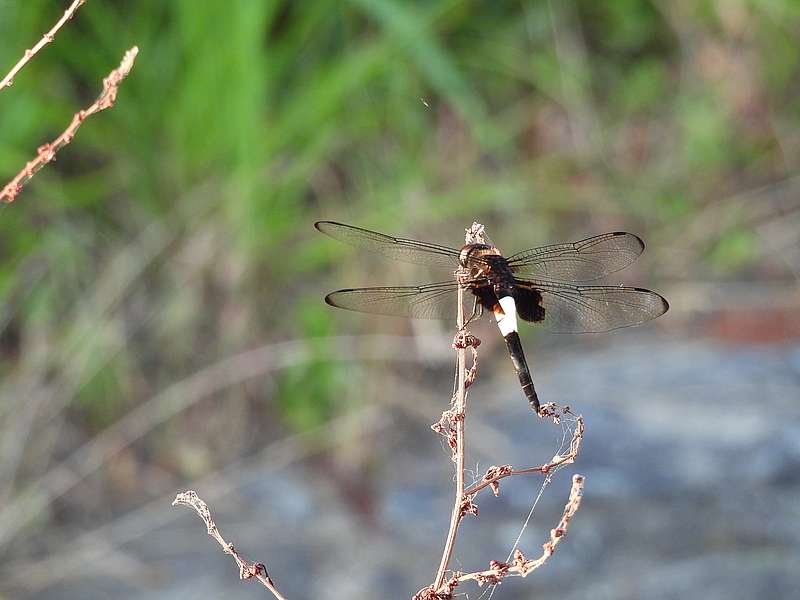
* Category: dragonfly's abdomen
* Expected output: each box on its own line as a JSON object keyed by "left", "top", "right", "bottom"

{"left": 503, "top": 330, "right": 540, "bottom": 412}
{"left": 483, "top": 290, "right": 541, "bottom": 413}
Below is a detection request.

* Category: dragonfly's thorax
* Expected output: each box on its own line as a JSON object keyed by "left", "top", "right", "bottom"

{"left": 457, "top": 244, "right": 515, "bottom": 302}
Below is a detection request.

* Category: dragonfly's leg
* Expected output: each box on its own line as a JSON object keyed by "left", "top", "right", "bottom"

{"left": 461, "top": 297, "right": 482, "bottom": 329}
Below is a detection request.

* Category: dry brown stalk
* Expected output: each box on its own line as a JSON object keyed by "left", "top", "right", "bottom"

{"left": 0, "top": 0, "right": 87, "bottom": 91}
{"left": 1, "top": 45, "right": 139, "bottom": 203}
{"left": 428, "top": 221, "right": 490, "bottom": 593}
{"left": 431, "top": 281, "right": 470, "bottom": 592}
{"left": 463, "top": 404, "right": 584, "bottom": 498}
{"left": 416, "top": 222, "right": 586, "bottom": 600}
{"left": 172, "top": 490, "right": 288, "bottom": 600}
{"left": 457, "top": 474, "right": 585, "bottom": 586}
{"left": 419, "top": 406, "right": 584, "bottom": 599}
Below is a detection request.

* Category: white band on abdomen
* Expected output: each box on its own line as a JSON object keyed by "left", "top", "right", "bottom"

{"left": 494, "top": 295, "right": 519, "bottom": 336}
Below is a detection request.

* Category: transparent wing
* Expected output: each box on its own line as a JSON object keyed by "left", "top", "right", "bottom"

{"left": 515, "top": 279, "right": 669, "bottom": 333}
{"left": 506, "top": 232, "right": 645, "bottom": 282}
{"left": 324, "top": 281, "right": 465, "bottom": 319}
{"left": 315, "top": 221, "right": 461, "bottom": 268}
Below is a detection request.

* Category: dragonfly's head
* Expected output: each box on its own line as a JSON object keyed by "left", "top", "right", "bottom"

{"left": 458, "top": 243, "right": 501, "bottom": 277}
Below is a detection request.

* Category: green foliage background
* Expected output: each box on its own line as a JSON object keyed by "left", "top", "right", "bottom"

{"left": 0, "top": 0, "right": 798, "bottom": 573}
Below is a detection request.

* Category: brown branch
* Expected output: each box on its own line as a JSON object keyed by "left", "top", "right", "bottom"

{"left": 1, "top": 45, "right": 139, "bottom": 203}
{"left": 425, "top": 222, "right": 488, "bottom": 597}
{"left": 172, "top": 490, "right": 288, "bottom": 600}
{"left": 419, "top": 403, "right": 584, "bottom": 600}
{"left": 456, "top": 473, "right": 585, "bottom": 586}
{"left": 431, "top": 278, "right": 469, "bottom": 592}
{"left": 0, "top": 0, "right": 87, "bottom": 91}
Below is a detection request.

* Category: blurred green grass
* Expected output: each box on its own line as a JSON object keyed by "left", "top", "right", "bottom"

{"left": 0, "top": 0, "right": 799, "bottom": 549}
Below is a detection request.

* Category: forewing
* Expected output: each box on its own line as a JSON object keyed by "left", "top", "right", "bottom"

{"left": 506, "top": 232, "right": 645, "bottom": 282}
{"left": 516, "top": 279, "right": 668, "bottom": 333}
{"left": 315, "top": 221, "right": 461, "bottom": 268}
{"left": 324, "top": 281, "right": 463, "bottom": 320}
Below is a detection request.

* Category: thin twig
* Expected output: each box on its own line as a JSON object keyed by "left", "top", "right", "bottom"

{"left": 422, "top": 403, "right": 584, "bottom": 599}
{"left": 172, "top": 491, "right": 288, "bottom": 600}
{"left": 0, "top": 0, "right": 87, "bottom": 91}
{"left": 456, "top": 474, "right": 585, "bottom": 586}
{"left": 464, "top": 405, "right": 584, "bottom": 498}
{"left": 1, "top": 403, "right": 386, "bottom": 594}
{"left": 431, "top": 275, "right": 469, "bottom": 592}
{"left": 1, "top": 45, "right": 139, "bottom": 203}
{"left": 427, "top": 223, "right": 488, "bottom": 597}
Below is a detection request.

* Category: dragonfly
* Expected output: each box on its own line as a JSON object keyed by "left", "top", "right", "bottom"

{"left": 315, "top": 221, "right": 669, "bottom": 413}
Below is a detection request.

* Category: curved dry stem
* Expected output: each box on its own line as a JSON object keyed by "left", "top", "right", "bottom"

{"left": 173, "top": 491, "right": 288, "bottom": 600}
{"left": 1, "top": 46, "right": 139, "bottom": 202}
{"left": 457, "top": 474, "right": 585, "bottom": 586}
{"left": 0, "top": 0, "right": 87, "bottom": 91}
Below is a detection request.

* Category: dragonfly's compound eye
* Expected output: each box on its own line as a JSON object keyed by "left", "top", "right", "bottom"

{"left": 470, "top": 266, "right": 480, "bottom": 278}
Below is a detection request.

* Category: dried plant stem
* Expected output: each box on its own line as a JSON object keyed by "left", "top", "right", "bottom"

{"left": 0, "top": 0, "right": 87, "bottom": 91}
{"left": 1, "top": 45, "right": 139, "bottom": 203}
{"left": 432, "top": 283, "right": 468, "bottom": 591}
{"left": 172, "top": 491, "right": 288, "bottom": 600}
{"left": 464, "top": 406, "right": 584, "bottom": 498}
{"left": 456, "top": 474, "right": 585, "bottom": 586}
{"left": 419, "top": 223, "right": 586, "bottom": 600}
